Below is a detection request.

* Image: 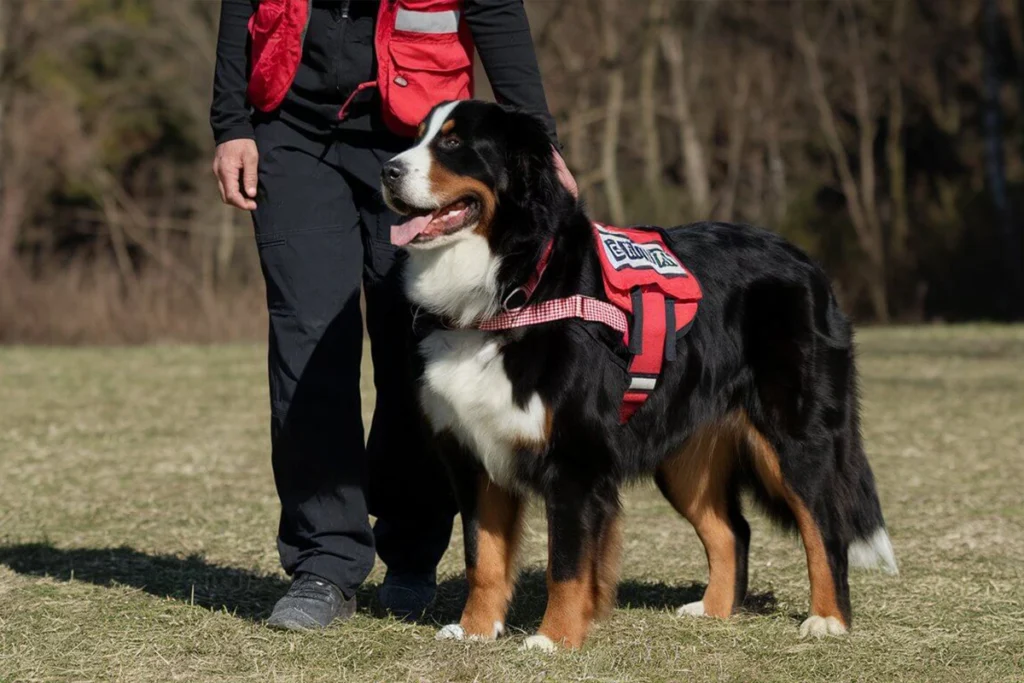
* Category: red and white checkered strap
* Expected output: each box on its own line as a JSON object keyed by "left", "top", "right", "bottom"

{"left": 477, "top": 295, "right": 628, "bottom": 334}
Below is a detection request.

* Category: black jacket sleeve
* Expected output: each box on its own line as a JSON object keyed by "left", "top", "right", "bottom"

{"left": 464, "top": 0, "right": 559, "bottom": 146}
{"left": 211, "top": 0, "right": 255, "bottom": 145}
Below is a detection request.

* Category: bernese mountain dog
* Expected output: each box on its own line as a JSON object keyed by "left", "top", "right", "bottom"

{"left": 380, "top": 100, "right": 898, "bottom": 651}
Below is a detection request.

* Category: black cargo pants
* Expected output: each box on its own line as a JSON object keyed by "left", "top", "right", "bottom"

{"left": 252, "top": 117, "right": 456, "bottom": 598}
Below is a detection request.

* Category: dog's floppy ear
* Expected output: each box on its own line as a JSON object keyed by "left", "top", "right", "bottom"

{"left": 489, "top": 105, "right": 576, "bottom": 298}
{"left": 498, "top": 106, "right": 565, "bottom": 226}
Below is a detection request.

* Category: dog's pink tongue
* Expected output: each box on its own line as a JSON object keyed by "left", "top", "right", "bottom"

{"left": 391, "top": 214, "right": 433, "bottom": 247}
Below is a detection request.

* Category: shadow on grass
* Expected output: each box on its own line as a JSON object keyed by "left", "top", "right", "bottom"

{"left": 0, "top": 543, "right": 777, "bottom": 627}
{"left": 0, "top": 543, "right": 289, "bottom": 621}
{"left": 426, "top": 569, "right": 778, "bottom": 630}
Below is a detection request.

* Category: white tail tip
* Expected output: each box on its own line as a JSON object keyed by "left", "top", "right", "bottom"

{"left": 848, "top": 528, "right": 899, "bottom": 575}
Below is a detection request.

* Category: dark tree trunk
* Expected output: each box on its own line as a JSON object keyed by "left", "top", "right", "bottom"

{"left": 983, "top": 0, "right": 1022, "bottom": 318}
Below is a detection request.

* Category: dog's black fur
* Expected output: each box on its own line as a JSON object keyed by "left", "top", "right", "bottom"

{"left": 384, "top": 101, "right": 896, "bottom": 649}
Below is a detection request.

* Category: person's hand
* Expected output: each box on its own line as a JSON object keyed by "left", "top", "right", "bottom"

{"left": 552, "top": 147, "right": 578, "bottom": 198}
{"left": 213, "top": 138, "right": 259, "bottom": 211}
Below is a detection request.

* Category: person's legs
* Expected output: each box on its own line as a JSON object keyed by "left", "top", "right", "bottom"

{"left": 338, "top": 136, "right": 458, "bottom": 614}
{"left": 253, "top": 119, "right": 375, "bottom": 621}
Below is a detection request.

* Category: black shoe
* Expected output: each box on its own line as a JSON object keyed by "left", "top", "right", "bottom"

{"left": 378, "top": 571, "right": 437, "bottom": 621}
{"left": 267, "top": 573, "right": 356, "bottom": 631}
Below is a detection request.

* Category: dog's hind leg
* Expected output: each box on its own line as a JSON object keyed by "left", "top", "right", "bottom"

{"left": 741, "top": 417, "right": 850, "bottom": 637}
{"left": 656, "top": 420, "right": 749, "bottom": 619}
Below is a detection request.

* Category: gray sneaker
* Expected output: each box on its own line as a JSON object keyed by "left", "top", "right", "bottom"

{"left": 378, "top": 571, "right": 437, "bottom": 621}
{"left": 267, "top": 573, "right": 356, "bottom": 631}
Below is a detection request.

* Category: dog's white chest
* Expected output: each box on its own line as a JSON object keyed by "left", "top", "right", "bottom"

{"left": 419, "top": 330, "right": 546, "bottom": 490}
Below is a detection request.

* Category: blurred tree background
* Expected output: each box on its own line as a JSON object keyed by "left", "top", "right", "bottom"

{"left": 0, "top": 0, "right": 1022, "bottom": 343}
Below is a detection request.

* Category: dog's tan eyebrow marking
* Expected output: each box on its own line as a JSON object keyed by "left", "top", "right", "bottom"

{"left": 417, "top": 122, "right": 426, "bottom": 138}
{"left": 441, "top": 119, "right": 456, "bottom": 135}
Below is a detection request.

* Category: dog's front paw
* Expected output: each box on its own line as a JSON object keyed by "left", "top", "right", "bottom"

{"left": 437, "top": 621, "right": 505, "bottom": 642}
{"left": 522, "top": 634, "right": 557, "bottom": 653}
{"left": 798, "top": 615, "right": 848, "bottom": 639}
{"left": 675, "top": 600, "right": 705, "bottom": 617}
{"left": 436, "top": 624, "right": 466, "bottom": 640}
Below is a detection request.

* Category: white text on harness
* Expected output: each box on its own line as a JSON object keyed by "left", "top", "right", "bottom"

{"left": 596, "top": 227, "right": 687, "bottom": 277}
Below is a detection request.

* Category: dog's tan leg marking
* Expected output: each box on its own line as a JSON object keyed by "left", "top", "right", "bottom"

{"left": 527, "top": 505, "right": 621, "bottom": 651}
{"left": 459, "top": 475, "right": 523, "bottom": 639}
{"left": 741, "top": 415, "right": 847, "bottom": 634}
{"left": 658, "top": 420, "right": 740, "bottom": 618}
{"left": 533, "top": 535, "right": 595, "bottom": 650}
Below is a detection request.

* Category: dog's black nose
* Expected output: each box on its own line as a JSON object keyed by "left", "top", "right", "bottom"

{"left": 382, "top": 160, "right": 404, "bottom": 183}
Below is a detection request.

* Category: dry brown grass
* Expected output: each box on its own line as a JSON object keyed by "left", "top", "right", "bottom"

{"left": 0, "top": 261, "right": 267, "bottom": 345}
{"left": 1, "top": 326, "right": 1023, "bottom": 682}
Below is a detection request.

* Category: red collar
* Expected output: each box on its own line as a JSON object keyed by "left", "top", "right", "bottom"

{"left": 477, "top": 237, "right": 628, "bottom": 334}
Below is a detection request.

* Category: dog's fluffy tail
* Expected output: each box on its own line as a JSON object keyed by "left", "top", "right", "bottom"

{"left": 841, "top": 426, "right": 899, "bottom": 576}
{"left": 849, "top": 527, "right": 899, "bottom": 575}
{"left": 830, "top": 302, "right": 898, "bottom": 576}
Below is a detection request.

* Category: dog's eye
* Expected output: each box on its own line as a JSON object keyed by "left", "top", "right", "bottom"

{"left": 438, "top": 135, "right": 461, "bottom": 151}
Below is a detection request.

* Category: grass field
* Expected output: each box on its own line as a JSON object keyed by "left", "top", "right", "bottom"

{"left": 1, "top": 326, "right": 1023, "bottom": 682}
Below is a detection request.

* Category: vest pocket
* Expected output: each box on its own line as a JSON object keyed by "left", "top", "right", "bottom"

{"left": 383, "top": 31, "right": 472, "bottom": 132}
{"left": 247, "top": 0, "right": 304, "bottom": 111}
{"left": 249, "top": 0, "right": 287, "bottom": 65}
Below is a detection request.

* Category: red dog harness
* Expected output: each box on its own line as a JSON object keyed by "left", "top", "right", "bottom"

{"left": 479, "top": 223, "right": 702, "bottom": 423}
{"left": 247, "top": 0, "right": 475, "bottom": 138}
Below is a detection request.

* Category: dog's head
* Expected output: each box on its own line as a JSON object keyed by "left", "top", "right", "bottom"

{"left": 381, "top": 100, "right": 577, "bottom": 325}
{"left": 382, "top": 100, "right": 568, "bottom": 250}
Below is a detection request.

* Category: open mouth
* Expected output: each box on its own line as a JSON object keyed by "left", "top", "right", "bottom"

{"left": 390, "top": 197, "right": 481, "bottom": 247}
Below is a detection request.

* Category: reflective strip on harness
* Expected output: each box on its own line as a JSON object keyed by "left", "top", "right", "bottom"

{"left": 629, "top": 376, "right": 658, "bottom": 392}
{"left": 395, "top": 9, "right": 461, "bottom": 33}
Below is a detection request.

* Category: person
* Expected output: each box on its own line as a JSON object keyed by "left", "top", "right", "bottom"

{"left": 210, "top": 0, "right": 575, "bottom": 631}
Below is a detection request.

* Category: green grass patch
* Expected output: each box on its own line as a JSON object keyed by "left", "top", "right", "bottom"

{"left": 2, "top": 327, "right": 1024, "bottom": 681}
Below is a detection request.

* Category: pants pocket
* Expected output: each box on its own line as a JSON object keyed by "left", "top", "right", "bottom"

{"left": 256, "top": 224, "right": 363, "bottom": 320}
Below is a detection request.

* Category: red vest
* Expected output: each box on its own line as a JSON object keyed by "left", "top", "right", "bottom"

{"left": 247, "top": 0, "right": 475, "bottom": 137}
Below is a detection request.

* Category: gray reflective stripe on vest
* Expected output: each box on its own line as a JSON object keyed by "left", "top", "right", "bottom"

{"left": 395, "top": 9, "right": 461, "bottom": 33}
{"left": 629, "top": 377, "right": 658, "bottom": 392}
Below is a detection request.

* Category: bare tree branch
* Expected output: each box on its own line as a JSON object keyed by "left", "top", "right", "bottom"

{"left": 717, "top": 68, "right": 751, "bottom": 222}
{"left": 660, "top": 24, "right": 710, "bottom": 217}
{"left": 843, "top": 1, "right": 883, "bottom": 253}
{"left": 639, "top": 0, "right": 667, "bottom": 218}
{"left": 599, "top": 0, "right": 626, "bottom": 225}
{"left": 794, "top": 4, "right": 888, "bottom": 320}
{"left": 887, "top": 0, "right": 911, "bottom": 268}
